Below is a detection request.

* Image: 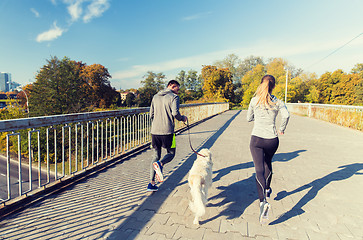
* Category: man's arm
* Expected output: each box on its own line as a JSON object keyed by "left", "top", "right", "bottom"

{"left": 149, "top": 99, "right": 154, "bottom": 122}
{"left": 171, "top": 95, "right": 187, "bottom": 122}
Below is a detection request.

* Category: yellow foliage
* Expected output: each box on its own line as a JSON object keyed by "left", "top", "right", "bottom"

{"left": 201, "top": 65, "right": 233, "bottom": 101}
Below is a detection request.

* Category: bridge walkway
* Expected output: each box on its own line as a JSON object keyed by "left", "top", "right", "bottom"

{"left": 0, "top": 110, "right": 362, "bottom": 239}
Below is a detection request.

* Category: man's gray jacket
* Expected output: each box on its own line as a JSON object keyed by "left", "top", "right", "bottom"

{"left": 150, "top": 88, "right": 184, "bottom": 135}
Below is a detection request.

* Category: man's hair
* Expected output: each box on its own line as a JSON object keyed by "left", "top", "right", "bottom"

{"left": 167, "top": 80, "right": 180, "bottom": 87}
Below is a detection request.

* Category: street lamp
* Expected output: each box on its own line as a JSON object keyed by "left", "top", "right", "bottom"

{"left": 284, "top": 68, "right": 288, "bottom": 103}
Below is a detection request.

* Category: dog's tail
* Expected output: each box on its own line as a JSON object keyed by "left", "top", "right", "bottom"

{"left": 189, "top": 176, "right": 206, "bottom": 218}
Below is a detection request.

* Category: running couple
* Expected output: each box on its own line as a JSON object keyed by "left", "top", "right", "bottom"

{"left": 148, "top": 76, "right": 290, "bottom": 224}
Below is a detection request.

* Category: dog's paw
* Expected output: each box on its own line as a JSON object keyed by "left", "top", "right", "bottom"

{"left": 193, "top": 217, "right": 199, "bottom": 225}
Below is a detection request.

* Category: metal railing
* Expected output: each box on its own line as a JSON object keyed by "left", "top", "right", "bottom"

{"left": 0, "top": 102, "right": 229, "bottom": 204}
{"left": 286, "top": 103, "right": 363, "bottom": 131}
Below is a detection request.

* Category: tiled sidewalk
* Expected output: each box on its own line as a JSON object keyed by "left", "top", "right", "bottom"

{"left": 0, "top": 110, "right": 362, "bottom": 239}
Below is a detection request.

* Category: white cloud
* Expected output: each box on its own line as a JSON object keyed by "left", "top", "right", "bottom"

{"left": 67, "top": 0, "right": 83, "bottom": 22}
{"left": 30, "top": 8, "right": 40, "bottom": 18}
{"left": 83, "top": 0, "right": 110, "bottom": 23}
{"left": 36, "top": 22, "right": 65, "bottom": 42}
{"left": 35, "top": 0, "right": 110, "bottom": 43}
{"left": 111, "top": 36, "right": 363, "bottom": 89}
{"left": 111, "top": 51, "right": 225, "bottom": 84}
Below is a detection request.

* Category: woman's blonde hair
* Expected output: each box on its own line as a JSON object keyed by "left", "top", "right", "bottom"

{"left": 255, "top": 75, "right": 276, "bottom": 108}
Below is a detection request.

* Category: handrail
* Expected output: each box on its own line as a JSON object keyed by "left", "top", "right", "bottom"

{"left": 0, "top": 102, "right": 229, "bottom": 204}
{"left": 286, "top": 103, "right": 363, "bottom": 131}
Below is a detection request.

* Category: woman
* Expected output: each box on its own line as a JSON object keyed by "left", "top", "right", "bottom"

{"left": 247, "top": 74, "right": 290, "bottom": 224}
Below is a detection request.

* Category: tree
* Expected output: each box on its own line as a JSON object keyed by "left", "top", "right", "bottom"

{"left": 186, "top": 70, "right": 202, "bottom": 91}
{"left": 137, "top": 87, "right": 157, "bottom": 107}
{"left": 240, "top": 64, "right": 266, "bottom": 107}
{"left": 201, "top": 65, "right": 234, "bottom": 101}
{"left": 30, "top": 56, "right": 120, "bottom": 116}
{"left": 141, "top": 71, "right": 165, "bottom": 92}
{"left": 237, "top": 55, "right": 265, "bottom": 80}
{"left": 351, "top": 63, "right": 363, "bottom": 76}
{"left": 125, "top": 92, "right": 136, "bottom": 107}
{"left": 80, "top": 63, "right": 120, "bottom": 108}
{"left": 214, "top": 54, "right": 241, "bottom": 83}
{"left": 30, "top": 56, "right": 90, "bottom": 116}
{"left": 16, "top": 83, "right": 32, "bottom": 111}
{"left": 351, "top": 63, "right": 363, "bottom": 105}
{"left": 136, "top": 72, "right": 166, "bottom": 107}
{"left": 175, "top": 69, "right": 203, "bottom": 103}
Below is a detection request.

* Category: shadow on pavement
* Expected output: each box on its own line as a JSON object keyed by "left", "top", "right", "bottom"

{"left": 106, "top": 110, "right": 241, "bottom": 239}
{"left": 270, "top": 163, "right": 363, "bottom": 225}
{"left": 200, "top": 149, "right": 306, "bottom": 224}
{"left": 273, "top": 150, "right": 307, "bottom": 163}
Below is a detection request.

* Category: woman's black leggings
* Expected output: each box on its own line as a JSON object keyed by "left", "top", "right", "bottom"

{"left": 250, "top": 135, "right": 279, "bottom": 202}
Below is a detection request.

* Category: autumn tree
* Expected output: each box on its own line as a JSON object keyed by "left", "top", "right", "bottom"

{"left": 240, "top": 64, "right": 266, "bottom": 107}
{"left": 80, "top": 63, "right": 120, "bottom": 108}
{"left": 30, "top": 56, "right": 120, "bottom": 116}
{"left": 201, "top": 65, "right": 234, "bottom": 101}
{"left": 16, "top": 83, "right": 33, "bottom": 111}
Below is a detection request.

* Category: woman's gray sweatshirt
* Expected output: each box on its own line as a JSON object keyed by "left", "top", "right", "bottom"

{"left": 150, "top": 88, "right": 184, "bottom": 135}
{"left": 247, "top": 95, "right": 290, "bottom": 139}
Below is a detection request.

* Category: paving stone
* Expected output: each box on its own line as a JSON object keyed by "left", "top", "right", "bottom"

{"left": 172, "top": 225, "right": 205, "bottom": 239}
{"left": 134, "top": 233, "right": 169, "bottom": 240}
{"left": 219, "top": 218, "right": 247, "bottom": 235}
{"left": 305, "top": 229, "right": 341, "bottom": 240}
{"left": 274, "top": 223, "right": 309, "bottom": 240}
{"left": 336, "top": 233, "right": 363, "bottom": 240}
{"left": 145, "top": 222, "right": 179, "bottom": 239}
{"left": 247, "top": 221, "right": 279, "bottom": 239}
{"left": 166, "top": 212, "right": 198, "bottom": 229}
{"left": 203, "top": 229, "right": 249, "bottom": 240}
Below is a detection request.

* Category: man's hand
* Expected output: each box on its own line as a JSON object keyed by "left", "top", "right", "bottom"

{"left": 183, "top": 116, "right": 188, "bottom": 123}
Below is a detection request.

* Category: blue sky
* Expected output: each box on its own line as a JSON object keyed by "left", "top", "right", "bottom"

{"left": 1, "top": 0, "right": 362, "bottom": 90}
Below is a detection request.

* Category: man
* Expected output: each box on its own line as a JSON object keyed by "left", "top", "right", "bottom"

{"left": 147, "top": 80, "right": 188, "bottom": 192}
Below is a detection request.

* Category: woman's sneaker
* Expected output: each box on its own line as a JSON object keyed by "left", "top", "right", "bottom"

{"left": 259, "top": 201, "right": 270, "bottom": 224}
{"left": 153, "top": 161, "right": 164, "bottom": 182}
{"left": 147, "top": 183, "right": 158, "bottom": 192}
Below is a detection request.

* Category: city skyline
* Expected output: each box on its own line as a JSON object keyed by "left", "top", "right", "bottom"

{"left": 1, "top": 0, "right": 362, "bottom": 90}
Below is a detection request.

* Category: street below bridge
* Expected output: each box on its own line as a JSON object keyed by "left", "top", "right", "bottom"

{"left": 0, "top": 110, "right": 362, "bottom": 239}
{"left": 0, "top": 155, "right": 50, "bottom": 201}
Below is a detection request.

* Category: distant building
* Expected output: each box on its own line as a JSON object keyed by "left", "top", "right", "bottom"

{"left": 0, "top": 72, "right": 21, "bottom": 92}
{"left": 0, "top": 72, "right": 11, "bottom": 92}
{"left": 120, "top": 91, "right": 136, "bottom": 101}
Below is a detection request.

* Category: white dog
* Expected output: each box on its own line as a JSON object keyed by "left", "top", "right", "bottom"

{"left": 188, "top": 148, "right": 213, "bottom": 225}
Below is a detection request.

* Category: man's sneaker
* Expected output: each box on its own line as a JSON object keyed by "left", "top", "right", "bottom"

{"left": 265, "top": 188, "right": 272, "bottom": 200}
{"left": 259, "top": 201, "right": 270, "bottom": 224}
{"left": 147, "top": 183, "right": 158, "bottom": 192}
{"left": 153, "top": 161, "right": 164, "bottom": 182}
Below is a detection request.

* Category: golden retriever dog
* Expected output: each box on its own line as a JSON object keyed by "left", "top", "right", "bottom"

{"left": 188, "top": 148, "right": 213, "bottom": 225}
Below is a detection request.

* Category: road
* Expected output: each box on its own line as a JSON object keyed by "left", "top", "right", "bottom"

{"left": 0, "top": 154, "right": 50, "bottom": 201}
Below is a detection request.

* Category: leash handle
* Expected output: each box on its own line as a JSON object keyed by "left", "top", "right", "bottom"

{"left": 186, "top": 119, "right": 206, "bottom": 158}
